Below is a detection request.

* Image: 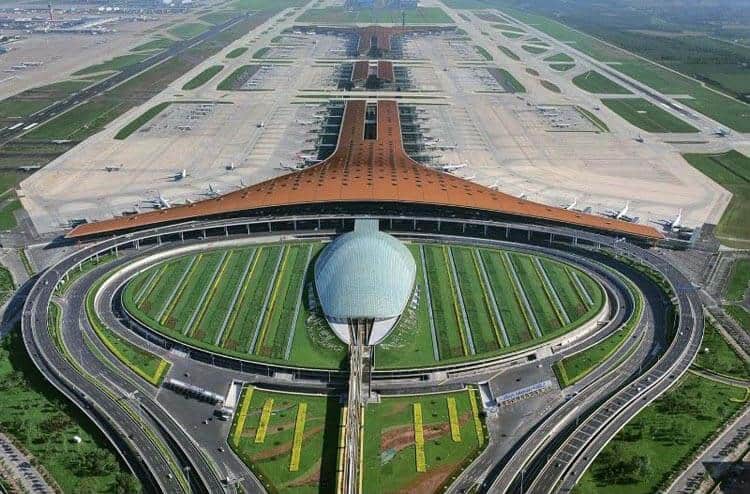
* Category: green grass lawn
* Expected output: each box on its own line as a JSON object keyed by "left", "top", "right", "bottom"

{"left": 0, "top": 80, "right": 91, "bottom": 124}
{"left": 725, "top": 304, "right": 750, "bottom": 334}
{"left": 497, "top": 45, "right": 520, "bottom": 61}
{"left": 572, "top": 70, "right": 631, "bottom": 94}
{"left": 131, "top": 37, "right": 174, "bottom": 52}
{"left": 296, "top": 7, "right": 453, "bottom": 24}
{"left": 474, "top": 46, "right": 493, "bottom": 61}
{"left": 539, "top": 80, "right": 561, "bottom": 93}
{"left": 124, "top": 243, "right": 346, "bottom": 369}
{"left": 376, "top": 244, "right": 438, "bottom": 369}
{"left": 226, "top": 47, "right": 248, "bottom": 58}
{"left": 491, "top": 23, "right": 525, "bottom": 34}
{"left": 126, "top": 242, "right": 604, "bottom": 370}
{"left": 550, "top": 63, "right": 575, "bottom": 71}
{"left": 576, "top": 106, "right": 610, "bottom": 132}
{"left": 501, "top": 7, "right": 750, "bottom": 132}
{"left": 229, "top": 387, "right": 341, "bottom": 494}
{"left": 362, "top": 389, "right": 486, "bottom": 493}
{"left": 86, "top": 275, "right": 170, "bottom": 386}
{"left": 694, "top": 322, "right": 750, "bottom": 380}
{"left": 573, "top": 373, "right": 746, "bottom": 494}
{"left": 501, "top": 32, "right": 523, "bottom": 39}
{"left": 253, "top": 47, "right": 271, "bottom": 59}
{"left": 0, "top": 198, "right": 21, "bottom": 230}
{"left": 555, "top": 277, "right": 642, "bottom": 386}
{"left": 182, "top": 65, "right": 224, "bottom": 90}
{"left": 114, "top": 102, "right": 171, "bottom": 140}
{"left": 601, "top": 98, "right": 698, "bottom": 133}
{"left": 73, "top": 54, "right": 151, "bottom": 76}
{"left": 0, "top": 330, "right": 140, "bottom": 493}
{"left": 0, "top": 264, "right": 15, "bottom": 305}
{"left": 168, "top": 22, "right": 210, "bottom": 40}
{"left": 726, "top": 259, "right": 750, "bottom": 302}
{"left": 544, "top": 52, "right": 574, "bottom": 63}
{"left": 199, "top": 11, "right": 237, "bottom": 25}
{"left": 682, "top": 151, "right": 750, "bottom": 247}
{"left": 56, "top": 252, "right": 117, "bottom": 296}
{"left": 487, "top": 68, "right": 525, "bottom": 92}
{"left": 522, "top": 44, "right": 547, "bottom": 55}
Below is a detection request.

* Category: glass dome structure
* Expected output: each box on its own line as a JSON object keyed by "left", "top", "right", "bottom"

{"left": 314, "top": 221, "right": 416, "bottom": 345}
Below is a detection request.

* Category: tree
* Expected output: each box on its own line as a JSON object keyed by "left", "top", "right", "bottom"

{"left": 114, "top": 472, "right": 141, "bottom": 494}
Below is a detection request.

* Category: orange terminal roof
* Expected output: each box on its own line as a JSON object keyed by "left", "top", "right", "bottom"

{"left": 68, "top": 100, "right": 663, "bottom": 240}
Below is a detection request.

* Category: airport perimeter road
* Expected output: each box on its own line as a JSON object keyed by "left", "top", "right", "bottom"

{"left": 529, "top": 250, "right": 703, "bottom": 494}
{"left": 0, "top": 11, "right": 269, "bottom": 145}
{"left": 22, "top": 271, "right": 184, "bottom": 493}
{"left": 22, "top": 248, "right": 235, "bottom": 493}
{"left": 487, "top": 6, "right": 739, "bottom": 138}
{"left": 80, "top": 252, "right": 267, "bottom": 493}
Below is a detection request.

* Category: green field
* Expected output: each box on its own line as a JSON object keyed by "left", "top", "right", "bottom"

{"left": 0, "top": 80, "right": 91, "bottom": 126}
{"left": 682, "top": 151, "right": 750, "bottom": 247}
{"left": 726, "top": 305, "right": 750, "bottom": 334}
{"left": 474, "top": 46, "right": 493, "bottom": 61}
{"left": 572, "top": 70, "right": 631, "bottom": 94}
{"left": 500, "top": 7, "right": 750, "bottom": 132}
{"left": 169, "top": 22, "right": 210, "bottom": 40}
{"left": 574, "top": 372, "right": 746, "bottom": 494}
{"left": 362, "top": 388, "right": 485, "bottom": 493}
{"left": 549, "top": 63, "right": 575, "bottom": 72}
{"left": 694, "top": 322, "right": 750, "bottom": 380}
{"left": 497, "top": 45, "right": 520, "bottom": 61}
{"left": 0, "top": 198, "right": 21, "bottom": 230}
{"left": 182, "top": 65, "right": 224, "bottom": 90}
{"left": 87, "top": 274, "right": 171, "bottom": 386}
{"left": 226, "top": 47, "right": 249, "bottom": 58}
{"left": 0, "top": 264, "right": 14, "bottom": 305}
{"left": 296, "top": 7, "right": 453, "bottom": 24}
{"left": 544, "top": 52, "right": 574, "bottom": 63}
{"left": 491, "top": 23, "right": 525, "bottom": 34}
{"left": 114, "top": 102, "right": 171, "bottom": 140}
{"left": 131, "top": 37, "right": 174, "bottom": 52}
{"left": 601, "top": 98, "right": 699, "bottom": 133}
{"left": 726, "top": 259, "right": 750, "bottom": 302}
{"left": 487, "top": 67, "right": 525, "bottom": 93}
{"left": 522, "top": 44, "right": 547, "bottom": 55}
{"left": 253, "top": 47, "right": 271, "bottom": 59}
{"left": 539, "top": 80, "right": 561, "bottom": 93}
{"left": 123, "top": 242, "right": 346, "bottom": 369}
{"left": 555, "top": 276, "right": 643, "bottom": 387}
{"left": 126, "top": 242, "right": 604, "bottom": 370}
{"left": 72, "top": 53, "right": 151, "bottom": 76}
{"left": 0, "top": 330, "right": 140, "bottom": 493}
{"left": 229, "top": 387, "right": 340, "bottom": 494}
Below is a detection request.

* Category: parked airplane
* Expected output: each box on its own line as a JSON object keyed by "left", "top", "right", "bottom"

{"left": 145, "top": 192, "right": 171, "bottom": 209}
{"left": 276, "top": 162, "right": 303, "bottom": 171}
{"left": 438, "top": 163, "right": 467, "bottom": 172}
{"left": 203, "top": 184, "right": 220, "bottom": 197}
{"left": 173, "top": 169, "right": 187, "bottom": 181}
{"left": 562, "top": 197, "right": 578, "bottom": 210}
{"left": 604, "top": 201, "right": 638, "bottom": 222}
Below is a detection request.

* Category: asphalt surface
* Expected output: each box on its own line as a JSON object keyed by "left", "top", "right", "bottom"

{"left": 24, "top": 212, "right": 701, "bottom": 494}
{"left": 0, "top": 13, "right": 252, "bottom": 145}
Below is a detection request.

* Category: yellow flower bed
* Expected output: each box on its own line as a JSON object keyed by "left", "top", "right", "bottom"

{"left": 413, "top": 403, "right": 426, "bottom": 472}
{"left": 231, "top": 386, "right": 254, "bottom": 446}
{"left": 468, "top": 388, "right": 484, "bottom": 447}
{"left": 447, "top": 397, "right": 462, "bottom": 442}
{"left": 255, "top": 398, "right": 274, "bottom": 443}
{"left": 289, "top": 402, "right": 307, "bottom": 472}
